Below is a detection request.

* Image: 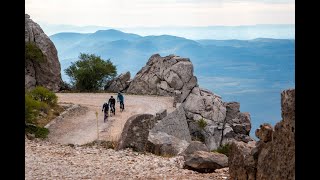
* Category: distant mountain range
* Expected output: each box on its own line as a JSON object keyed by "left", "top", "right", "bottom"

{"left": 42, "top": 23, "right": 294, "bottom": 40}
{"left": 50, "top": 28, "right": 295, "bottom": 138}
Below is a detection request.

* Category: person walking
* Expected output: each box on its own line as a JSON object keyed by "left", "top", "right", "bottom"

{"left": 102, "top": 101, "right": 109, "bottom": 123}
{"left": 117, "top": 92, "right": 124, "bottom": 111}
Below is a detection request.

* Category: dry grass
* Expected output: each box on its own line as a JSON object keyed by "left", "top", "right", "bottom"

{"left": 36, "top": 105, "right": 65, "bottom": 127}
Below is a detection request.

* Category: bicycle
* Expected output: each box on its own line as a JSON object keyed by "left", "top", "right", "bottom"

{"left": 103, "top": 111, "right": 109, "bottom": 123}
{"left": 110, "top": 104, "right": 115, "bottom": 116}
{"left": 119, "top": 101, "right": 124, "bottom": 112}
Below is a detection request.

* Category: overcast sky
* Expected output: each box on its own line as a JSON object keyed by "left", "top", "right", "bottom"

{"left": 25, "top": 0, "right": 295, "bottom": 27}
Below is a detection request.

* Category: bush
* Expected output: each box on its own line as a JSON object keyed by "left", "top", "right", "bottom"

{"left": 65, "top": 53, "right": 117, "bottom": 91}
{"left": 25, "top": 42, "right": 46, "bottom": 63}
{"left": 197, "top": 118, "right": 208, "bottom": 129}
{"left": 27, "top": 86, "right": 58, "bottom": 106}
{"left": 25, "top": 124, "right": 49, "bottom": 139}
{"left": 213, "top": 143, "right": 231, "bottom": 157}
{"left": 25, "top": 94, "right": 48, "bottom": 124}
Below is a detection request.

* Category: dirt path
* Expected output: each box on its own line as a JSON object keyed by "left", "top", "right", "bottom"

{"left": 47, "top": 93, "right": 175, "bottom": 145}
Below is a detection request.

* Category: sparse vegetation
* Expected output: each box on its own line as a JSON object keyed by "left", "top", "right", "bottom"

{"left": 25, "top": 124, "right": 49, "bottom": 139}
{"left": 65, "top": 53, "right": 117, "bottom": 91}
{"left": 25, "top": 42, "right": 46, "bottom": 63}
{"left": 212, "top": 143, "right": 231, "bottom": 157}
{"left": 197, "top": 118, "right": 208, "bottom": 129}
{"left": 25, "top": 86, "right": 63, "bottom": 139}
{"left": 191, "top": 132, "right": 205, "bottom": 143}
{"left": 27, "top": 86, "right": 58, "bottom": 106}
{"left": 82, "top": 140, "right": 118, "bottom": 149}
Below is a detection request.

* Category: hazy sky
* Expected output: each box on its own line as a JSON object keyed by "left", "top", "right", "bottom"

{"left": 25, "top": 0, "right": 295, "bottom": 27}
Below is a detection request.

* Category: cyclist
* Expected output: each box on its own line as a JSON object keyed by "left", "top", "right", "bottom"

{"left": 117, "top": 92, "right": 124, "bottom": 111}
{"left": 108, "top": 96, "right": 116, "bottom": 116}
{"left": 101, "top": 101, "right": 109, "bottom": 122}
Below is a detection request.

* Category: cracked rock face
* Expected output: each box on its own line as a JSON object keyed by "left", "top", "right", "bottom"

{"left": 25, "top": 14, "right": 62, "bottom": 92}
{"left": 126, "top": 54, "right": 197, "bottom": 103}
{"left": 104, "top": 71, "right": 131, "bottom": 92}
{"left": 127, "top": 54, "right": 252, "bottom": 151}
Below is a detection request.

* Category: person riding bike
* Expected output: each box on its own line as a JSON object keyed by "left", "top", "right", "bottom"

{"left": 108, "top": 96, "right": 116, "bottom": 116}
{"left": 117, "top": 92, "right": 124, "bottom": 111}
{"left": 102, "top": 101, "right": 109, "bottom": 123}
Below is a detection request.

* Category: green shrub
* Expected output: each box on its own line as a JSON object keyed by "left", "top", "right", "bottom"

{"left": 25, "top": 124, "right": 49, "bottom": 139}
{"left": 65, "top": 53, "right": 117, "bottom": 91}
{"left": 25, "top": 94, "right": 47, "bottom": 123}
{"left": 197, "top": 118, "right": 208, "bottom": 129}
{"left": 25, "top": 42, "right": 46, "bottom": 63}
{"left": 27, "top": 86, "right": 58, "bottom": 106}
{"left": 213, "top": 143, "right": 231, "bottom": 157}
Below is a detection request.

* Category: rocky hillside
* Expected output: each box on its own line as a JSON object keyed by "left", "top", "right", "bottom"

{"left": 123, "top": 54, "right": 253, "bottom": 150}
{"left": 228, "top": 89, "right": 295, "bottom": 180}
{"left": 25, "top": 14, "right": 62, "bottom": 92}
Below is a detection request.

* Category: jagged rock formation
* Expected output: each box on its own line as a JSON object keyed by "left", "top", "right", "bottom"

{"left": 127, "top": 54, "right": 197, "bottom": 103}
{"left": 184, "top": 151, "right": 228, "bottom": 173}
{"left": 228, "top": 88, "right": 295, "bottom": 180}
{"left": 127, "top": 54, "right": 252, "bottom": 150}
{"left": 25, "top": 14, "right": 62, "bottom": 92}
{"left": 104, "top": 71, "right": 131, "bottom": 92}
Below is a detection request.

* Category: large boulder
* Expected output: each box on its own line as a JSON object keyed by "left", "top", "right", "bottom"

{"left": 116, "top": 114, "right": 155, "bottom": 151}
{"left": 104, "top": 71, "right": 131, "bottom": 92}
{"left": 184, "top": 87, "right": 227, "bottom": 150}
{"left": 228, "top": 141, "right": 257, "bottom": 180}
{"left": 151, "top": 105, "right": 191, "bottom": 142}
{"left": 181, "top": 141, "right": 210, "bottom": 157}
{"left": 126, "top": 54, "right": 197, "bottom": 103}
{"left": 25, "top": 14, "right": 62, "bottom": 92}
{"left": 184, "top": 151, "right": 228, "bottom": 173}
{"left": 228, "top": 88, "right": 295, "bottom": 180}
{"left": 146, "top": 131, "right": 189, "bottom": 156}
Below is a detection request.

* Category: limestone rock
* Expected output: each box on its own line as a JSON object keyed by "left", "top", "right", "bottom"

{"left": 228, "top": 88, "right": 295, "bottom": 180}
{"left": 146, "top": 131, "right": 189, "bottom": 156}
{"left": 228, "top": 141, "right": 256, "bottom": 180}
{"left": 127, "top": 54, "right": 197, "bottom": 103}
{"left": 116, "top": 114, "right": 155, "bottom": 151}
{"left": 151, "top": 105, "right": 191, "bottom": 142}
{"left": 256, "top": 89, "right": 295, "bottom": 180}
{"left": 181, "top": 141, "right": 210, "bottom": 157}
{"left": 104, "top": 71, "right": 131, "bottom": 92}
{"left": 184, "top": 151, "right": 228, "bottom": 173}
{"left": 126, "top": 54, "right": 253, "bottom": 152}
{"left": 25, "top": 14, "right": 62, "bottom": 92}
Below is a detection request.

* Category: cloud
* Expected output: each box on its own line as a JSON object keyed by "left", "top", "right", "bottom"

{"left": 25, "top": 0, "right": 295, "bottom": 27}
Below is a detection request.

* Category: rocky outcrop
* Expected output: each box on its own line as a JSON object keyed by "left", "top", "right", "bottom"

{"left": 146, "top": 131, "right": 190, "bottom": 156}
{"left": 228, "top": 88, "right": 295, "bottom": 180}
{"left": 184, "top": 151, "right": 228, "bottom": 173}
{"left": 25, "top": 14, "right": 62, "bottom": 92}
{"left": 126, "top": 54, "right": 197, "bottom": 103}
{"left": 184, "top": 87, "right": 227, "bottom": 150}
{"left": 151, "top": 105, "right": 191, "bottom": 142}
{"left": 104, "top": 71, "right": 131, "bottom": 92}
{"left": 116, "top": 114, "right": 155, "bottom": 151}
{"left": 127, "top": 54, "right": 253, "bottom": 151}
